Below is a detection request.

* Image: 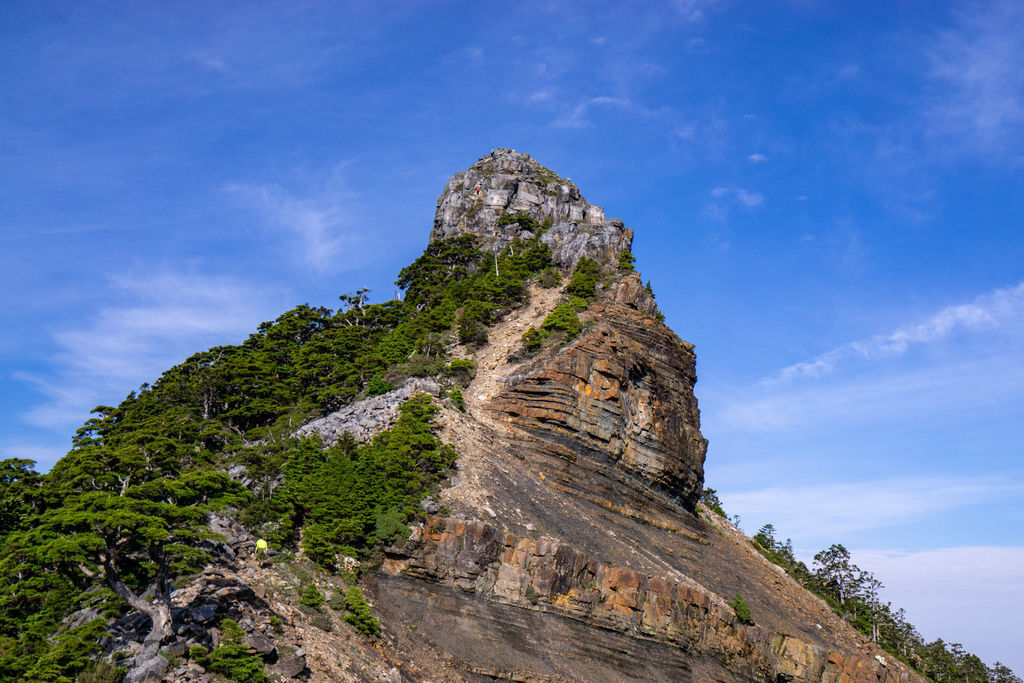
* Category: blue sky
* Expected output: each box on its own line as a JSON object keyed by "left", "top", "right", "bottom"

{"left": 2, "top": 0, "right": 1022, "bottom": 670}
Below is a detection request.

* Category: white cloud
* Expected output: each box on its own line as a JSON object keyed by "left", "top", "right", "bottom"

{"left": 674, "top": 0, "right": 719, "bottom": 22}
{"left": 854, "top": 546, "right": 1024, "bottom": 673}
{"left": 226, "top": 167, "right": 365, "bottom": 271}
{"left": 714, "top": 351, "right": 1024, "bottom": 433}
{"left": 769, "top": 281, "right": 1024, "bottom": 385}
{"left": 17, "top": 269, "right": 284, "bottom": 436}
{"left": 725, "top": 477, "right": 1024, "bottom": 540}
{"left": 735, "top": 188, "right": 764, "bottom": 206}
{"left": 926, "top": 0, "right": 1024, "bottom": 154}
{"left": 528, "top": 88, "right": 554, "bottom": 103}
{"left": 747, "top": 153, "right": 767, "bottom": 163}
{"left": 705, "top": 186, "right": 765, "bottom": 218}
{"left": 554, "top": 96, "right": 632, "bottom": 129}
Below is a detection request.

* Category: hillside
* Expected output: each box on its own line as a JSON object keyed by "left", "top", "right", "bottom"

{"left": 0, "top": 149, "right": 1016, "bottom": 682}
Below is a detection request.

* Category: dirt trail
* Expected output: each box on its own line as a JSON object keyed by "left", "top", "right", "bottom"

{"left": 464, "top": 283, "right": 562, "bottom": 417}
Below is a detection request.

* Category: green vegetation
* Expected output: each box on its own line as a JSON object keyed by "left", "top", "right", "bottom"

{"left": 448, "top": 387, "right": 466, "bottom": 412}
{"left": 617, "top": 249, "right": 636, "bottom": 271}
{"left": 0, "top": 232, "right": 556, "bottom": 679}
{"left": 365, "top": 374, "right": 394, "bottom": 397}
{"left": 748, "top": 522, "right": 1015, "bottom": 680}
{"left": 565, "top": 257, "right": 603, "bottom": 301}
{"left": 299, "top": 583, "right": 325, "bottom": 609}
{"left": 700, "top": 488, "right": 727, "bottom": 517}
{"left": 197, "top": 619, "right": 269, "bottom": 683}
{"left": 342, "top": 587, "right": 380, "bottom": 637}
{"left": 496, "top": 212, "right": 539, "bottom": 231}
{"left": 728, "top": 594, "right": 751, "bottom": 624}
{"left": 541, "top": 303, "right": 583, "bottom": 341}
{"left": 538, "top": 267, "right": 561, "bottom": 288}
{"left": 446, "top": 358, "right": 476, "bottom": 386}
{"left": 521, "top": 326, "right": 550, "bottom": 355}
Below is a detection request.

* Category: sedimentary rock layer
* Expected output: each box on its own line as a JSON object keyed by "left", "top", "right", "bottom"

{"left": 486, "top": 274, "right": 707, "bottom": 511}
{"left": 382, "top": 517, "right": 924, "bottom": 683}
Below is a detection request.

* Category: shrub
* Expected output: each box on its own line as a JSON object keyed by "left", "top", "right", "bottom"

{"left": 268, "top": 616, "right": 283, "bottom": 634}
{"left": 496, "top": 212, "right": 539, "bottom": 230}
{"left": 700, "top": 488, "right": 726, "bottom": 517}
{"left": 566, "top": 257, "right": 602, "bottom": 301}
{"left": 202, "top": 619, "right": 269, "bottom": 683}
{"left": 617, "top": 250, "right": 636, "bottom": 271}
{"left": 541, "top": 303, "right": 582, "bottom": 341}
{"left": 521, "top": 326, "right": 549, "bottom": 354}
{"left": 365, "top": 374, "right": 394, "bottom": 397}
{"left": 446, "top": 358, "right": 476, "bottom": 386}
{"left": 728, "top": 594, "right": 752, "bottom": 624}
{"left": 342, "top": 587, "right": 381, "bottom": 637}
{"left": 449, "top": 387, "right": 466, "bottom": 412}
{"left": 299, "top": 583, "right": 325, "bottom": 609}
{"left": 538, "top": 267, "right": 561, "bottom": 288}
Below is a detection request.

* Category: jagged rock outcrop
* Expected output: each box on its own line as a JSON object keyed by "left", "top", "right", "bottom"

{"left": 431, "top": 148, "right": 632, "bottom": 268}
{"left": 295, "top": 378, "right": 441, "bottom": 445}
{"left": 487, "top": 272, "right": 707, "bottom": 511}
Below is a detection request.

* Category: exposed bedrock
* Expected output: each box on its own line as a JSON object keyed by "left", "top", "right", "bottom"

{"left": 486, "top": 274, "right": 708, "bottom": 511}
{"left": 381, "top": 517, "right": 925, "bottom": 683}
{"left": 430, "top": 148, "right": 632, "bottom": 269}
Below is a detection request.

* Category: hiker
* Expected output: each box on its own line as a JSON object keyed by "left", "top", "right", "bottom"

{"left": 256, "top": 538, "right": 268, "bottom": 565}
{"left": 474, "top": 182, "right": 481, "bottom": 196}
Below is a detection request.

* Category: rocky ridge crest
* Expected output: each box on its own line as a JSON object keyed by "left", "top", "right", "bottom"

{"left": 431, "top": 148, "right": 632, "bottom": 268}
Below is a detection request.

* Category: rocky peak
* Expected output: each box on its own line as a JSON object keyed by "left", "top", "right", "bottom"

{"left": 431, "top": 148, "right": 632, "bottom": 269}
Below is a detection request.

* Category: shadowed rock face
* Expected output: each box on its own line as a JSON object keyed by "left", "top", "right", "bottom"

{"left": 488, "top": 273, "right": 707, "bottom": 511}
{"left": 430, "top": 148, "right": 632, "bottom": 268}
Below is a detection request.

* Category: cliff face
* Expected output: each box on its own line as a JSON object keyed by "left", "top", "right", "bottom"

{"left": 431, "top": 148, "right": 632, "bottom": 269}
{"left": 486, "top": 273, "right": 707, "bottom": 511}
{"left": 367, "top": 150, "right": 926, "bottom": 683}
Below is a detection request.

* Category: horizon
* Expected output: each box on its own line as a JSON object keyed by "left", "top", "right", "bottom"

{"left": 1, "top": 0, "right": 1021, "bottom": 672}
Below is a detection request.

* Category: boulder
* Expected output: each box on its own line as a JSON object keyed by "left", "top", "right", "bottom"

{"left": 123, "top": 655, "right": 168, "bottom": 683}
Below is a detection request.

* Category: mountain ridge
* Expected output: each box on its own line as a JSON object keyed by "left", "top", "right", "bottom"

{"left": 0, "top": 149, "right": 1014, "bottom": 682}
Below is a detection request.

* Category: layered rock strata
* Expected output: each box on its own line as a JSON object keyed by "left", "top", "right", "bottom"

{"left": 487, "top": 273, "right": 707, "bottom": 511}
{"left": 382, "top": 517, "right": 924, "bottom": 683}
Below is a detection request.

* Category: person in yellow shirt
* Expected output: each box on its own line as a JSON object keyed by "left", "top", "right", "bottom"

{"left": 256, "top": 538, "right": 268, "bottom": 566}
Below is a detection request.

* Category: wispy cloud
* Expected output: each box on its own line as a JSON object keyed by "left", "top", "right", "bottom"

{"left": 853, "top": 546, "right": 1024, "bottom": 671}
{"left": 674, "top": 0, "right": 721, "bottom": 22}
{"left": 226, "top": 167, "right": 365, "bottom": 271}
{"left": 554, "top": 96, "right": 633, "bottom": 129}
{"left": 726, "top": 476, "right": 1024, "bottom": 540}
{"left": 769, "top": 281, "right": 1024, "bottom": 385}
{"left": 926, "top": 0, "right": 1024, "bottom": 154}
{"left": 17, "top": 269, "right": 284, "bottom": 436}
{"left": 704, "top": 186, "right": 764, "bottom": 219}
{"left": 747, "top": 153, "right": 767, "bottom": 163}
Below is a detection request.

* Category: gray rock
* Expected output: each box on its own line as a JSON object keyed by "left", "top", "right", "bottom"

{"left": 243, "top": 629, "right": 277, "bottom": 655}
{"left": 188, "top": 603, "right": 218, "bottom": 625}
{"left": 273, "top": 651, "right": 307, "bottom": 678}
{"left": 429, "top": 148, "right": 632, "bottom": 269}
{"left": 295, "top": 378, "right": 441, "bottom": 446}
{"left": 61, "top": 607, "right": 104, "bottom": 632}
{"left": 420, "top": 497, "right": 439, "bottom": 514}
{"left": 161, "top": 641, "right": 187, "bottom": 658}
{"left": 123, "top": 655, "right": 169, "bottom": 683}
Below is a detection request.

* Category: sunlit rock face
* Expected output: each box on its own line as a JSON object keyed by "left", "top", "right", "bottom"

{"left": 487, "top": 273, "right": 707, "bottom": 512}
{"left": 430, "top": 147, "right": 632, "bottom": 269}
